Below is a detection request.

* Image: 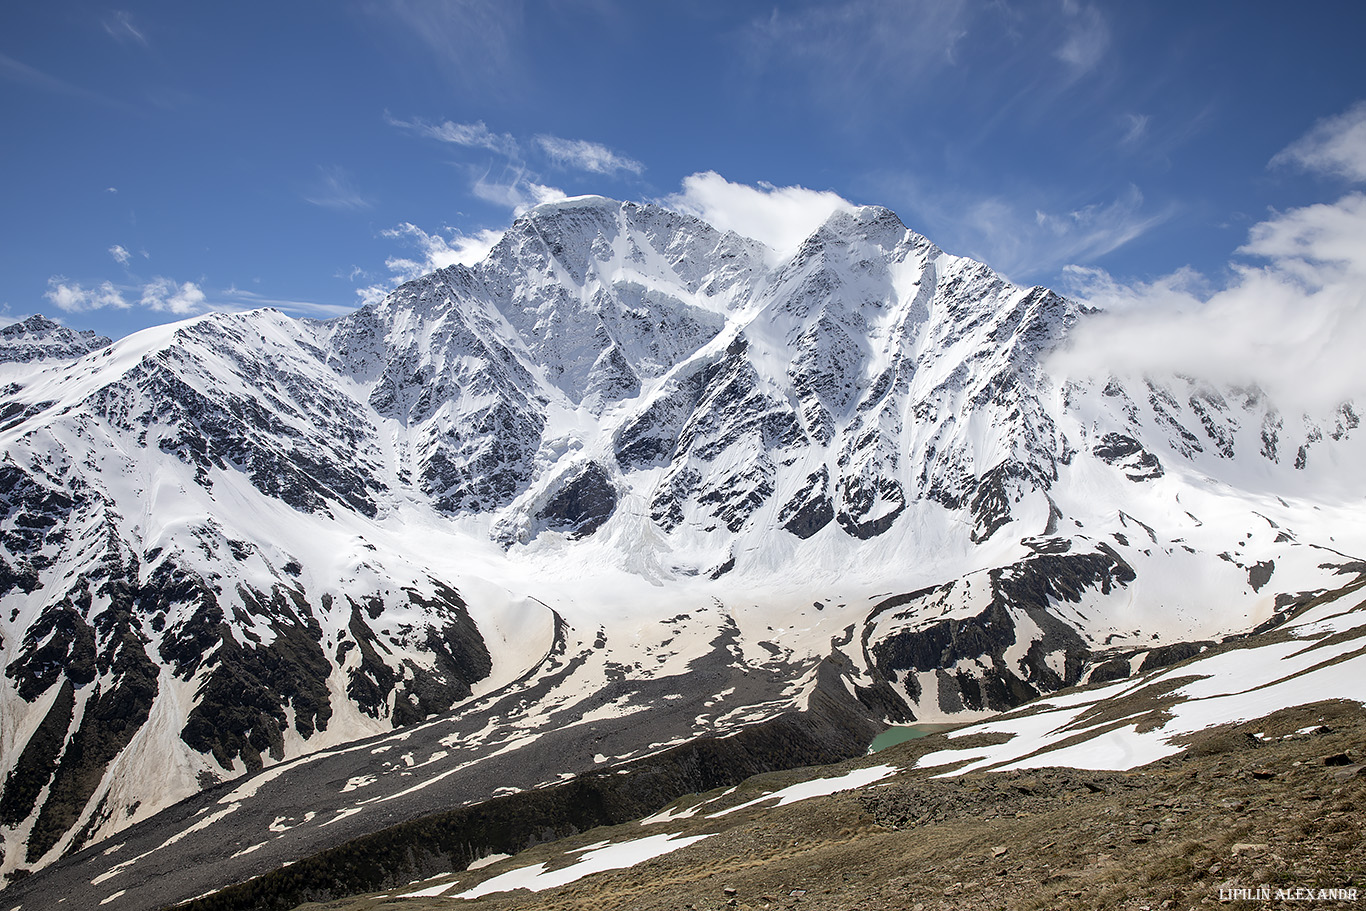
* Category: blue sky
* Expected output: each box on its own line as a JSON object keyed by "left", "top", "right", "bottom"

{"left": 3, "top": 1, "right": 1365, "bottom": 345}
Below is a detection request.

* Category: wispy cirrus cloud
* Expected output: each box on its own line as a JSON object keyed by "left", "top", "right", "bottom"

{"left": 1029, "top": 185, "right": 1172, "bottom": 265}
{"left": 1054, "top": 0, "right": 1109, "bottom": 73}
{"left": 219, "top": 287, "right": 357, "bottom": 319}
{"left": 389, "top": 114, "right": 641, "bottom": 185}
{"left": 1119, "top": 112, "right": 1150, "bottom": 147}
{"left": 883, "top": 177, "right": 1174, "bottom": 281}
{"left": 302, "top": 165, "right": 373, "bottom": 211}
{"left": 109, "top": 245, "right": 132, "bottom": 266}
{"left": 385, "top": 114, "right": 520, "bottom": 158}
{"left": 366, "top": 0, "right": 527, "bottom": 97}
{"left": 387, "top": 113, "right": 645, "bottom": 225}
{"left": 470, "top": 168, "right": 567, "bottom": 213}
{"left": 102, "top": 10, "right": 149, "bottom": 47}
{"left": 535, "top": 135, "right": 642, "bottom": 175}
{"left": 741, "top": 0, "right": 972, "bottom": 103}
{"left": 0, "top": 52, "right": 128, "bottom": 110}
{"left": 1271, "top": 101, "right": 1366, "bottom": 183}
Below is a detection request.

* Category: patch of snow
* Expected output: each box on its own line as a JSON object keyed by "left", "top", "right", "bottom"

{"left": 449, "top": 832, "right": 714, "bottom": 900}
{"left": 710, "top": 765, "right": 899, "bottom": 817}
{"left": 639, "top": 802, "right": 701, "bottom": 826}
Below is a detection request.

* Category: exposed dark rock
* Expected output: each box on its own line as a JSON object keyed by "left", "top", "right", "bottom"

{"left": 5, "top": 604, "right": 96, "bottom": 701}
{"left": 535, "top": 463, "right": 618, "bottom": 539}
{"left": 0, "top": 315, "right": 110, "bottom": 363}
{"left": 26, "top": 545, "right": 159, "bottom": 862}
{"left": 968, "top": 462, "right": 1027, "bottom": 543}
{"left": 178, "top": 585, "right": 333, "bottom": 773}
{"left": 779, "top": 467, "right": 834, "bottom": 539}
{"left": 90, "top": 357, "right": 381, "bottom": 517}
{"left": 648, "top": 466, "right": 700, "bottom": 531}
{"left": 865, "top": 547, "right": 1134, "bottom": 714}
{"left": 1092, "top": 432, "right": 1164, "bottom": 480}
{"left": 421, "top": 400, "right": 542, "bottom": 514}
{"left": 390, "top": 584, "right": 492, "bottom": 727}
{"left": 582, "top": 343, "right": 640, "bottom": 409}
{"left": 0, "top": 554, "right": 40, "bottom": 600}
{"left": 1087, "top": 657, "right": 1134, "bottom": 684}
{"left": 344, "top": 585, "right": 491, "bottom": 729}
{"left": 152, "top": 562, "right": 227, "bottom": 679}
{"left": 0, "top": 680, "right": 75, "bottom": 826}
{"left": 0, "top": 464, "right": 76, "bottom": 558}
{"left": 343, "top": 602, "right": 395, "bottom": 721}
{"left": 1148, "top": 382, "right": 1204, "bottom": 459}
{"left": 1247, "top": 560, "right": 1275, "bottom": 592}
{"left": 709, "top": 555, "right": 736, "bottom": 580}
{"left": 835, "top": 475, "right": 904, "bottom": 539}
{"left": 697, "top": 460, "right": 776, "bottom": 533}
{"left": 614, "top": 359, "right": 719, "bottom": 471}
{"left": 1137, "top": 641, "right": 1211, "bottom": 673}
{"left": 1189, "top": 390, "right": 1237, "bottom": 459}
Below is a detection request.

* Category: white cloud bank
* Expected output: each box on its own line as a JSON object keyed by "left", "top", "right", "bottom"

{"left": 383, "top": 223, "right": 504, "bottom": 279}
{"left": 1050, "top": 102, "right": 1366, "bottom": 413}
{"left": 44, "top": 275, "right": 214, "bottom": 317}
{"left": 662, "top": 171, "right": 855, "bottom": 262}
{"left": 45, "top": 278, "right": 129, "bottom": 313}
{"left": 354, "top": 223, "right": 509, "bottom": 306}
{"left": 139, "top": 278, "right": 207, "bottom": 315}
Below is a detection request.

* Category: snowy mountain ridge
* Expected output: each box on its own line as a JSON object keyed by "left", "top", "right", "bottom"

{"left": 0, "top": 195, "right": 1363, "bottom": 899}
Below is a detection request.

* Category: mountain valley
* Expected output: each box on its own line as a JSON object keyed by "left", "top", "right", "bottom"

{"left": 0, "top": 196, "right": 1362, "bottom": 909}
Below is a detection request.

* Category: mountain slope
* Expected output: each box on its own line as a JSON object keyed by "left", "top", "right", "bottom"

{"left": 54, "top": 562, "right": 1365, "bottom": 911}
{"left": 0, "top": 196, "right": 1363, "bottom": 899}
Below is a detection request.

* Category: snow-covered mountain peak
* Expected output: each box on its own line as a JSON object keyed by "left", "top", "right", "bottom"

{"left": 807, "top": 203, "right": 915, "bottom": 248}
{"left": 0, "top": 314, "right": 111, "bottom": 366}
{"left": 485, "top": 196, "right": 769, "bottom": 300}
{"left": 2, "top": 194, "right": 1365, "bottom": 897}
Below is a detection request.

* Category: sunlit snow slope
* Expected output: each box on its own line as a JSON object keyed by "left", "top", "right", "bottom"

{"left": 1, "top": 196, "right": 1363, "bottom": 888}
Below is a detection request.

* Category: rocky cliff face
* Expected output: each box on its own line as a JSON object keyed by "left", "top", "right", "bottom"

{"left": 0, "top": 196, "right": 1362, "bottom": 892}
{"left": 0, "top": 315, "right": 110, "bottom": 365}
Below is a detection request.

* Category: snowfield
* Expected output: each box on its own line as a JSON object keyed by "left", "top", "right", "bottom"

{"left": 1, "top": 196, "right": 1364, "bottom": 907}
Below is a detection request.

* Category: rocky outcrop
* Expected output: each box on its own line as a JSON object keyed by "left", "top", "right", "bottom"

{"left": 863, "top": 546, "right": 1134, "bottom": 715}
{"left": 0, "top": 315, "right": 110, "bottom": 363}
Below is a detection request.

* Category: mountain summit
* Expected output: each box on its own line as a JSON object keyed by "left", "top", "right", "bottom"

{"left": 0, "top": 197, "right": 1362, "bottom": 902}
